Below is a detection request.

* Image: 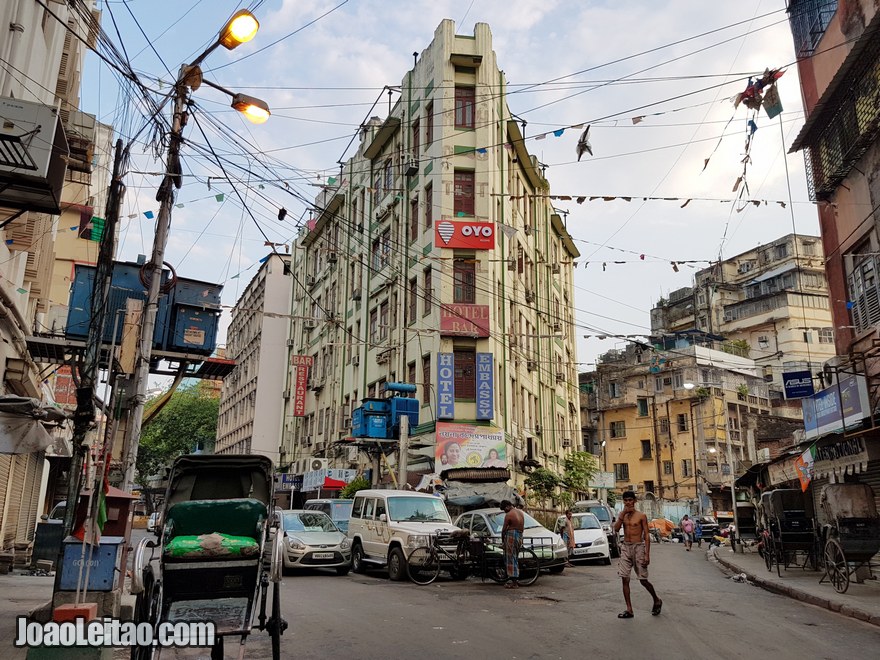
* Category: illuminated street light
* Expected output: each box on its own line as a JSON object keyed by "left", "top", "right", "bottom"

{"left": 219, "top": 10, "right": 260, "bottom": 49}
{"left": 233, "top": 93, "right": 271, "bottom": 124}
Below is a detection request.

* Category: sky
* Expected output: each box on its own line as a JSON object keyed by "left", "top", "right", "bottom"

{"left": 78, "top": 0, "right": 817, "bottom": 372}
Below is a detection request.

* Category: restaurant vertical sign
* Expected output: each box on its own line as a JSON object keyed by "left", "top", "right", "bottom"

{"left": 291, "top": 355, "right": 313, "bottom": 417}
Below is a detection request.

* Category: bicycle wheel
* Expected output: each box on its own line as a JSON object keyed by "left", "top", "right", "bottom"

{"left": 516, "top": 548, "right": 540, "bottom": 587}
{"left": 407, "top": 546, "right": 440, "bottom": 585}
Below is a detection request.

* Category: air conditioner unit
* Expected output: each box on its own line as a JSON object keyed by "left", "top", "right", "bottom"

{"left": 303, "top": 436, "right": 313, "bottom": 447}
{"left": 375, "top": 203, "right": 390, "bottom": 220}
{"left": 509, "top": 335, "right": 518, "bottom": 348}
{"left": 555, "top": 372, "right": 565, "bottom": 383}
{"left": 527, "top": 360, "right": 537, "bottom": 371}
{"left": 562, "top": 438, "right": 571, "bottom": 448}
{"left": 286, "top": 338, "right": 297, "bottom": 347}
{"left": 327, "top": 252, "right": 338, "bottom": 263}
{"left": 352, "top": 354, "right": 360, "bottom": 366}
{"left": 311, "top": 377, "right": 325, "bottom": 391}
{"left": 282, "top": 390, "right": 291, "bottom": 399}
{"left": 535, "top": 424, "right": 543, "bottom": 435}
{"left": 347, "top": 447, "right": 359, "bottom": 463}
{"left": 551, "top": 263, "right": 561, "bottom": 274}
{"left": 552, "top": 322, "right": 562, "bottom": 333}
{"left": 306, "top": 275, "right": 317, "bottom": 287}
{"left": 303, "top": 319, "right": 318, "bottom": 330}
{"left": 314, "top": 442, "right": 326, "bottom": 452}
{"left": 404, "top": 156, "right": 419, "bottom": 176}
{"left": 756, "top": 447, "right": 771, "bottom": 462}
{"left": 352, "top": 289, "right": 362, "bottom": 301}
{"left": 525, "top": 290, "right": 536, "bottom": 303}
{"left": 342, "top": 416, "right": 352, "bottom": 430}
{"left": 376, "top": 349, "right": 391, "bottom": 364}
{"left": 507, "top": 259, "right": 516, "bottom": 272}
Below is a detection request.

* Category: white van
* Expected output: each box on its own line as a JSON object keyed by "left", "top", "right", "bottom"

{"left": 347, "top": 489, "right": 460, "bottom": 581}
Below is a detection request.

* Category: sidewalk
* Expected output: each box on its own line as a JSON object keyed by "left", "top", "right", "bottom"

{"left": 0, "top": 572, "right": 55, "bottom": 658}
{"left": 710, "top": 545, "right": 880, "bottom": 628}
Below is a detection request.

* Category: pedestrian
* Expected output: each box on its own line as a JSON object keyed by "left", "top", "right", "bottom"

{"left": 695, "top": 519, "right": 703, "bottom": 548}
{"left": 561, "top": 510, "right": 576, "bottom": 567}
{"left": 612, "top": 491, "right": 662, "bottom": 619}
{"left": 680, "top": 514, "right": 695, "bottom": 551}
{"left": 500, "top": 500, "right": 524, "bottom": 589}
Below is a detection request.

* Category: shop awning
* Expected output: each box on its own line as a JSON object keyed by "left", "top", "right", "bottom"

{"left": 812, "top": 433, "right": 880, "bottom": 480}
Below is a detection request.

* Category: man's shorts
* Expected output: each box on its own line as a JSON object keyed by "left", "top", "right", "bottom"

{"left": 618, "top": 541, "right": 648, "bottom": 579}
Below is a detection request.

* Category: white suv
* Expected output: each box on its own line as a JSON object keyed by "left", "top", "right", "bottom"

{"left": 347, "top": 489, "right": 460, "bottom": 581}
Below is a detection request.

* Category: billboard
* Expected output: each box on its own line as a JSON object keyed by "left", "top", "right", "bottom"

{"left": 291, "top": 355, "right": 314, "bottom": 417}
{"left": 783, "top": 370, "right": 815, "bottom": 399}
{"left": 801, "top": 375, "right": 870, "bottom": 440}
{"left": 434, "top": 220, "right": 496, "bottom": 249}
{"left": 302, "top": 468, "right": 357, "bottom": 492}
{"left": 436, "top": 422, "right": 506, "bottom": 469}
{"left": 475, "top": 353, "right": 494, "bottom": 420}
{"left": 440, "top": 303, "right": 490, "bottom": 337}
{"left": 437, "top": 353, "right": 455, "bottom": 419}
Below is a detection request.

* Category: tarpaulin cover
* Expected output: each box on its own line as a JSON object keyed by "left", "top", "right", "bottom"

{"left": 443, "top": 480, "right": 524, "bottom": 508}
{"left": 0, "top": 396, "right": 69, "bottom": 454}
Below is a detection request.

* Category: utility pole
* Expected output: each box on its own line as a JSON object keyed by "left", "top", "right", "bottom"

{"left": 398, "top": 414, "right": 409, "bottom": 487}
{"left": 121, "top": 73, "right": 187, "bottom": 491}
{"left": 62, "top": 139, "right": 126, "bottom": 538}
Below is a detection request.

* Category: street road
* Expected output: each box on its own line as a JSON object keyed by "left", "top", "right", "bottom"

{"left": 223, "top": 541, "right": 876, "bottom": 660}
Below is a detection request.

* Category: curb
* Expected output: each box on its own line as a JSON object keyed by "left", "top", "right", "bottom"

{"left": 711, "top": 548, "right": 880, "bottom": 628}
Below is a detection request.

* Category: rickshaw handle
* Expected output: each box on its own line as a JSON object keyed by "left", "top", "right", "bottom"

{"left": 130, "top": 536, "right": 157, "bottom": 594}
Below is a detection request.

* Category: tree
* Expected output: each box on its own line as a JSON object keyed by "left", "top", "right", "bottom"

{"left": 135, "top": 383, "right": 219, "bottom": 509}
{"left": 340, "top": 475, "right": 370, "bottom": 499}
{"left": 562, "top": 451, "right": 600, "bottom": 495}
{"left": 525, "top": 468, "right": 561, "bottom": 506}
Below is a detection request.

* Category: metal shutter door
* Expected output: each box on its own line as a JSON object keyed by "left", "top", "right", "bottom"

{"left": 2, "top": 455, "right": 28, "bottom": 546}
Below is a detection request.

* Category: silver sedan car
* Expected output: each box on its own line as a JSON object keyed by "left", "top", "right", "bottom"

{"left": 275, "top": 510, "right": 352, "bottom": 575}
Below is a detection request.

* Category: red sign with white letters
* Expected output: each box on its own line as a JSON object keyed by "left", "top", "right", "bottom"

{"left": 440, "top": 304, "right": 490, "bottom": 337}
{"left": 291, "top": 355, "right": 314, "bottom": 417}
{"left": 434, "top": 220, "right": 495, "bottom": 249}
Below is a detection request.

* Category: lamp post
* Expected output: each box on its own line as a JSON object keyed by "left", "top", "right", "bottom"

{"left": 685, "top": 381, "right": 741, "bottom": 552}
{"left": 121, "top": 10, "right": 270, "bottom": 490}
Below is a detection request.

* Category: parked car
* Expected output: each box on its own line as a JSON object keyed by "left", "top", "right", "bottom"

{"left": 271, "top": 509, "right": 351, "bottom": 575}
{"left": 454, "top": 508, "right": 568, "bottom": 573}
{"left": 41, "top": 501, "right": 66, "bottom": 523}
{"left": 147, "top": 512, "right": 161, "bottom": 532}
{"left": 303, "top": 498, "right": 353, "bottom": 534}
{"left": 573, "top": 500, "right": 620, "bottom": 557}
{"left": 555, "top": 512, "right": 612, "bottom": 565}
{"left": 347, "top": 489, "right": 460, "bottom": 581}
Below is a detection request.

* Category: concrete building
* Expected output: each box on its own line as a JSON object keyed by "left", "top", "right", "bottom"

{"left": 283, "top": 20, "right": 581, "bottom": 491}
{"left": 651, "top": 233, "right": 835, "bottom": 403}
{"left": 784, "top": 0, "right": 880, "bottom": 504}
{"left": 588, "top": 336, "right": 774, "bottom": 515}
{"left": 0, "top": 0, "right": 107, "bottom": 549}
{"left": 216, "top": 253, "right": 293, "bottom": 459}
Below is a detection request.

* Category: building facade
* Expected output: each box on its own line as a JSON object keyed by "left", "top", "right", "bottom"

{"left": 216, "top": 253, "right": 293, "bottom": 459}
{"left": 283, "top": 20, "right": 581, "bottom": 491}
{"left": 588, "top": 338, "right": 774, "bottom": 514}
{"left": 651, "top": 233, "right": 835, "bottom": 404}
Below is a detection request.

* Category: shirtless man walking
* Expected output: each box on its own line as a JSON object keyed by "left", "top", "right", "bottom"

{"left": 501, "top": 500, "right": 524, "bottom": 588}
{"left": 612, "top": 491, "right": 662, "bottom": 618}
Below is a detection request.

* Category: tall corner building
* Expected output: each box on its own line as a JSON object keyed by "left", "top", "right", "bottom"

{"left": 284, "top": 20, "right": 581, "bottom": 490}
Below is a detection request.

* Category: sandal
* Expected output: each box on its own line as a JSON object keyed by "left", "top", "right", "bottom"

{"left": 617, "top": 611, "right": 634, "bottom": 619}
{"left": 652, "top": 600, "right": 663, "bottom": 616}
{"left": 504, "top": 582, "right": 518, "bottom": 589}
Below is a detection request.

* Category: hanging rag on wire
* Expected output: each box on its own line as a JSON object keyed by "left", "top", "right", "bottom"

{"left": 576, "top": 125, "right": 593, "bottom": 160}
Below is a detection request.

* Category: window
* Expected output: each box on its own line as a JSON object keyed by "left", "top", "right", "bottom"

{"left": 454, "top": 86, "right": 475, "bottom": 128}
{"left": 422, "top": 354, "right": 431, "bottom": 401}
{"left": 788, "top": 0, "right": 838, "bottom": 56}
{"left": 454, "top": 171, "right": 475, "bottom": 216}
{"left": 407, "top": 361, "right": 416, "bottom": 386}
{"left": 636, "top": 398, "right": 649, "bottom": 417}
{"left": 411, "top": 119, "right": 420, "bottom": 155}
{"left": 659, "top": 417, "right": 669, "bottom": 434}
{"left": 640, "top": 440, "right": 652, "bottom": 459}
{"left": 369, "top": 308, "right": 379, "bottom": 344}
{"left": 408, "top": 278, "right": 417, "bottom": 324}
{"left": 424, "top": 183, "right": 433, "bottom": 229}
{"left": 425, "top": 102, "right": 434, "bottom": 146}
{"left": 453, "top": 350, "right": 476, "bottom": 398}
{"left": 383, "top": 158, "right": 393, "bottom": 193}
{"left": 677, "top": 413, "right": 689, "bottom": 432}
{"left": 803, "top": 331, "right": 813, "bottom": 344}
{"left": 613, "top": 463, "right": 630, "bottom": 481}
{"left": 379, "top": 301, "right": 389, "bottom": 340}
{"left": 453, "top": 259, "right": 476, "bottom": 303}
{"left": 655, "top": 376, "right": 664, "bottom": 393}
{"left": 802, "top": 240, "right": 816, "bottom": 256}
{"left": 673, "top": 371, "right": 684, "bottom": 389}
{"left": 610, "top": 421, "right": 626, "bottom": 438}
{"left": 410, "top": 197, "right": 419, "bottom": 241}
{"left": 774, "top": 243, "right": 789, "bottom": 260}
{"left": 819, "top": 327, "right": 833, "bottom": 343}
{"left": 644, "top": 481, "right": 655, "bottom": 494}
{"left": 371, "top": 230, "right": 390, "bottom": 271}
{"left": 681, "top": 459, "right": 693, "bottom": 477}
{"left": 423, "top": 268, "right": 433, "bottom": 315}
{"left": 663, "top": 460, "right": 673, "bottom": 475}
{"left": 608, "top": 381, "right": 622, "bottom": 398}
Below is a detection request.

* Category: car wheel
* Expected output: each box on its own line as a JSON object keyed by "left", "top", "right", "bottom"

{"left": 335, "top": 566, "right": 351, "bottom": 576}
{"left": 351, "top": 543, "right": 367, "bottom": 574}
{"left": 603, "top": 557, "right": 612, "bottom": 566}
{"left": 387, "top": 547, "right": 407, "bottom": 581}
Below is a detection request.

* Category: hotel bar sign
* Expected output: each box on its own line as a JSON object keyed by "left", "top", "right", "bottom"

{"left": 437, "top": 353, "right": 455, "bottom": 419}
{"left": 440, "top": 303, "right": 490, "bottom": 337}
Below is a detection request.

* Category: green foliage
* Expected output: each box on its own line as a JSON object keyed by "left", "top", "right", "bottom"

{"left": 736, "top": 383, "right": 750, "bottom": 397}
{"left": 723, "top": 339, "right": 751, "bottom": 358}
{"left": 562, "top": 451, "right": 600, "bottom": 493}
{"left": 525, "top": 468, "right": 561, "bottom": 502}
{"left": 135, "top": 384, "right": 219, "bottom": 488}
{"left": 694, "top": 386, "right": 711, "bottom": 398}
{"left": 340, "top": 475, "right": 370, "bottom": 499}
{"left": 555, "top": 491, "right": 574, "bottom": 510}
{"left": 606, "top": 491, "right": 617, "bottom": 507}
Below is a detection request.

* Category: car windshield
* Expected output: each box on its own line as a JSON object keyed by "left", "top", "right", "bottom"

{"left": 487, "top": 511, "right": 543, "bottom": 533}
{"left": 282, "top": 512, "right": 337, "bottom": 532}
{"left": 572, "top": 515, "right": 601, "bottom": 530}
{"left": 387, "top": 497, "right": 450, "bottom": 522}
{"left": 585, "top": 506, "right": 611, "bottom": 522}
{"left": 331, "top": 501, "right": 353, "bottom": 520}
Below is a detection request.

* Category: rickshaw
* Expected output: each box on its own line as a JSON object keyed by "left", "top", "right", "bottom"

{"left": 761, "top": 489, "right": 817, "bottom": 576}
{"left": 818, "top": 483, "right": 880, "bottom": 594}
{"left": 130, "top": 455, "right": 287, "bottom": 659}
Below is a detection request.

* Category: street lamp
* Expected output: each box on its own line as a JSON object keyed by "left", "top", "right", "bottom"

{"left": 121, "top": 10, "right": 270, "bottom": 489}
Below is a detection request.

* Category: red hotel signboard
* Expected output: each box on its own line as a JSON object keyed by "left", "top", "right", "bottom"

{"left": 291, "top": 355, "right": 314, "bottom": 417}
{"left": 434, "top": 220, "right": 495, "bottom": 249}
{"left": 440, "top": 304, "right": 490, "bottom": 337}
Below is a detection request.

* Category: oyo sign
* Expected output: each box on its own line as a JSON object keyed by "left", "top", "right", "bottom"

{"left": 434, "top": 220, "right": 496, "bottom": 249}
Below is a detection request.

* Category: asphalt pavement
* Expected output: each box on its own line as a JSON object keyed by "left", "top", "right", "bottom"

{"left": 3, "top": 539, "right": 878, "bottom": 659}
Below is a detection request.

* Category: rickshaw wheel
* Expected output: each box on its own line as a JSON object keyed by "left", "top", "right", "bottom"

{"left": 269, "top": 580, "right": 284, "bottom": 660}
{"left": 824, "top": 538, "right": 849, "bottom": 594}
{"left": 210, "top": 637, "right": 223, "bottom": 660}
{"left": 407, "top": 546, "right": 440, "bottom": 585}
{"left": 764, "top": 540, "right": 773, "bottom": 572}
{"left": 131, "top": 569, "right": 159, "bottom": 660}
